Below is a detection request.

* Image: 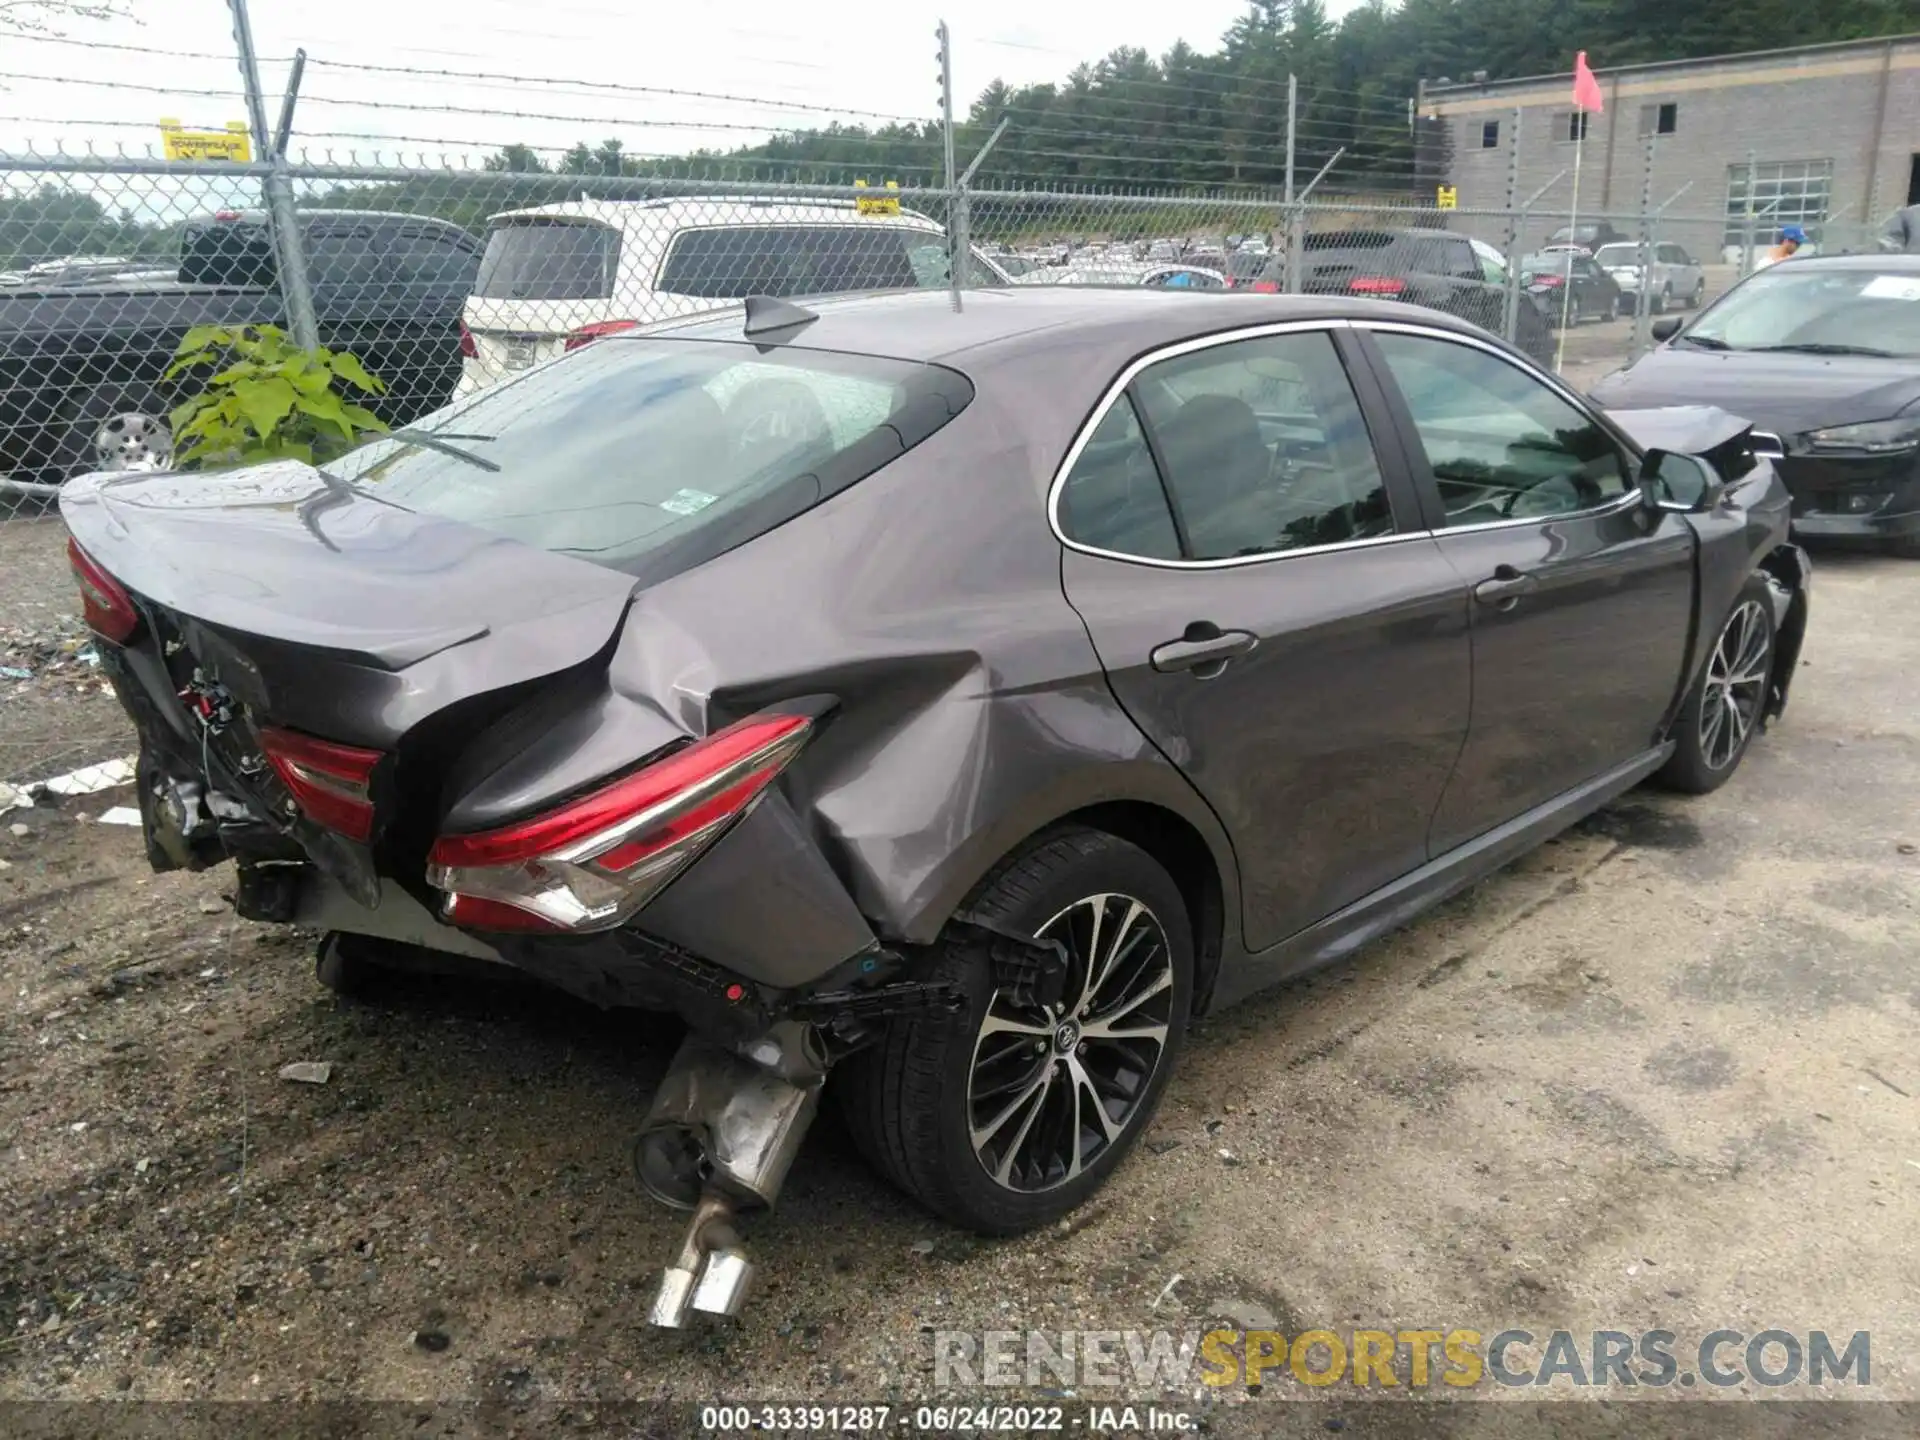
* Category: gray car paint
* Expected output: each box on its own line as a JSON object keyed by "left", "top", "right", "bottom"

{"left": 67, "top": 287, "right": 1804, "bottom": 1029}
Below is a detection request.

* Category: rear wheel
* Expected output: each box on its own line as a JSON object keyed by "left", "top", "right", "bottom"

{"left": 837, "top": 828, "right": 1193, "bottom": 1234}
{"left": 1688, "top": 278, "right": 1707, "bottom": 308}
{"left": 314, "top": 932, "right": 389, "bottom": 1000}
{"left": 1654, "top": 577, "right": 1777, "bottom": 794}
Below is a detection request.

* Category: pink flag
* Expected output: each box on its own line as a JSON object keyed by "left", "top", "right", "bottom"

{"left": 1572, "top": 51, "right": 1605, "bottom": 112}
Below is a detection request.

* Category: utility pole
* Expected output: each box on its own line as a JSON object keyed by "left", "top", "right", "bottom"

{"left": 228, "top": 0, "right": 318, "bottom": 349}
{"left": 1631, "top": 129, "right": 1656, "bottom": 360}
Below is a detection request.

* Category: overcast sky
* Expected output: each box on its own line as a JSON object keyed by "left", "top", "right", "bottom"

{"left": 4, "top": 0, "right": 1363, "bottom": 164}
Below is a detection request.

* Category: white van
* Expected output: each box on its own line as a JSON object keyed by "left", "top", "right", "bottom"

{"left": 459, "top": 196, "right": 1009, "bottom": 393}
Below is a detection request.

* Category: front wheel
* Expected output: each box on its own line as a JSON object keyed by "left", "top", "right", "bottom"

{"left": 1688, "top": 279, "right": 1707, "bottom": 308}
{"left": 837, "top": 828, "right": 1193, "bottom": 1234}
{"left": 1654, "top": 578, "right": 1777, "bottom": 794}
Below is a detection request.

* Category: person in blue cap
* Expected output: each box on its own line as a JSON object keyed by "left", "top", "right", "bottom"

{"left": 1759, "top": 224, "right": 1807, "bottom": 268}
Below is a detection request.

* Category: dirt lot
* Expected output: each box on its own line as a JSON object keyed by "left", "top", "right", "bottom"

{"left": 1, "top": 521, "right": 1916, "bottom": 1428}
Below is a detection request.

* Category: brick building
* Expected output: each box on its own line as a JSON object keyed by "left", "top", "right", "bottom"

{"left": 1421, "top": 34, "right": 1920, "bottom": 255}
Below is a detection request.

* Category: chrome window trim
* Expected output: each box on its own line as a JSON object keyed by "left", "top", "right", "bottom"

{"left": 1750, "top": 431, "right": 1786, "bottom": 457}
{"left": 1354, "top": 320, "right": 1649, "bottom": 536}
{"left": 1048, "top": 316, "right": 1650, "bottom": 569}
{"left": 1048, "top": 318, "right": 1420, "bottom": 571}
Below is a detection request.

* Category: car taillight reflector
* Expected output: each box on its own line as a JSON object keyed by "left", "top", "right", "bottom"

{"left": 259, "top": 726, "right": 384, "bottom": 842}
{"left": 459, "top": 320, "right": 477, "bottom": 359}
{"left": 1349, "top": 276, "right": 1406, "bottom": 296}
{"left": 67, "top": 538, "right": 139, "bottom": 643}
{"left": 427, "top": 712, "right": 814, "bottom": 932}
{"left": 1247, "top": 280, "right": 1280, "bottom": 293}
{"left": 564, "top": 319, "right": 640, "bottom": 352}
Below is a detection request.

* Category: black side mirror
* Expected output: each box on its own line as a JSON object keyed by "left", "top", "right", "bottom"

{"left": 1639, "top": 448, "right": 1725, "bottom": 514}
{"left": 1650, "top": 316, "right": 1683, "bottom": 343}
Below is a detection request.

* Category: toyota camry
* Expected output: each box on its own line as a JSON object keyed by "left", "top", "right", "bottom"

{"left": 60, "top": 287, "right": 1809, "bottom": 1326}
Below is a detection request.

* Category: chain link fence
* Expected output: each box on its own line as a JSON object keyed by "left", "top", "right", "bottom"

{"left": 0, "top": 26, "right": 1906, "bottom": 785}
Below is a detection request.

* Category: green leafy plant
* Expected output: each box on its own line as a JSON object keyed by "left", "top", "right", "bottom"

{"left": 165, "top": 324, "right": 387, "bottom": 469}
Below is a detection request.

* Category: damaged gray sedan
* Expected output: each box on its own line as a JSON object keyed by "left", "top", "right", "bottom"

{"left": 60, "top": 288, "right": 1809, "bottom": 1326}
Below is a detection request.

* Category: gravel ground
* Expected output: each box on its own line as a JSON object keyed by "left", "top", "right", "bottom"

{"left": 0, "top": 549, "right": 1915, "bottom": 1428}
{"left": 0, "top": 510, "right": 130, "bottom": 785}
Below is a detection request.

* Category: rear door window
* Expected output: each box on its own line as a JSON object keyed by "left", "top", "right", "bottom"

{"left": 474, "top": 219, "right": 619, "bottom": 300}
{"left": 329, "top": 339, "right": 973, "bottom": 584}
{"left": 658, "top": 225, "right": 929, "bottom": 298}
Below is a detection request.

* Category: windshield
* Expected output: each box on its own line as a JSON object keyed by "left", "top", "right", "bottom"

{"left": 1685, "top": 267, "right": 1920, "bottom": 356}
{"left": 475, "top": 219, "right": 619, "bottom": 301}
{"left": 1593, "top": 245, "right": 1638, "bottom": 267}
{"left": 657, "top": 224, "right": 1003, "bottom": 298}
{"left": 327, "top": 339, "right": 973, "bottom": 582}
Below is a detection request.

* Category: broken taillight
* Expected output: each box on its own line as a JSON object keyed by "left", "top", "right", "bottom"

{"left": 426, "top": 712, "right": 814, "bottom": 933}
{"left": 564, "top": 319, "right": 640, "bottom": 352}
{"left": 259, "top": 726, "right": 384, "bottom": 842}
{"left": 458, "top": 320, "right": 477, "bottom": 359}
{"left": 67, "top": 538, "right": 139, "bottom": 643}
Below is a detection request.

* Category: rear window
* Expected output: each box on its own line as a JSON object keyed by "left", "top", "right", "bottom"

{"left": 474, "top": 219, "right": 619, "bottom": 301}
{"left": 179, "top": 221, "right": 276, "bottom": 286}
{"left": 1594, "top": 245, "right": 1636, "bottom": 265}
{"left": 1304, "top": 232, "right": 1394, "bottom": 252}
{"left": 328, "top": 338, "right": 974, "bottom": 582}
{"left": 658, "top": 224, "right": 974, "bottom": 299}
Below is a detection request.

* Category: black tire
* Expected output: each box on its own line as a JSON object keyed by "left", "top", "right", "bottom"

{"left": 836, "top": 827, "right": 1194, "bottom": 1235}
{"left": 1654, "top": 576, "right": 1777, "bottom": 795}
{"left": 50, "top": 381, "right": 174, "bottom": 484}
{"left": 314, "top": 932, "right": 389, "bottom": 999}
{"left": 1655, "top": 284, "right": 1672, "bottom": 315}
{"left": 1689, "top": 279, "right": 1706, "bottom": 308}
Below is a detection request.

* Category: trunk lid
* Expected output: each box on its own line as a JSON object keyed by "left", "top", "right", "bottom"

{"left": 60, "top": 461, "right": 638, "bottom": 748}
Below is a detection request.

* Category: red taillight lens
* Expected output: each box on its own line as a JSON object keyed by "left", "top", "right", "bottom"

{"left": 1349, "top": 276, "right": 1407, "bottom": 296}
{"left": 427, "top": 712, "right": 813, "bottom": 932}
{"left": 1529, "top": 273, "right": 1565, "bottom": 287}
{"left": 67, "top": 538, "right": 139, "bottom": 643}
{"left": 259, "top": 726, "right": 384, "bottom": 843}
{"left": 1248, "top": 280, "right": 1280, "bottom": 293}
{"left": 458, "top": 320, "right": 477, "bottom": 359}
{"left": 564, "top": 319, "right": 640, "bottom": 352}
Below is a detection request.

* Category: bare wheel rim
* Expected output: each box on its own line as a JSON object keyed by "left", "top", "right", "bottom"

{"left": 91, "top": 411, "right": 174, "bottom": 473}
{"left": 1698, "top": 598, "right": 1771, "bottom": 771}
{"left": 966, "top": 892, "right": 1174, "bottom": 1194}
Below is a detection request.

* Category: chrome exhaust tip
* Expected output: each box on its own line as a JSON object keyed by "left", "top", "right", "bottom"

{"left": 637, "top": 1031, "right": 822, "bottom": 1328}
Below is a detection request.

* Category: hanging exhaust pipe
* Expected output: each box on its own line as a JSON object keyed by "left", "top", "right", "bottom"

{"left": 635, "top": 1030, "right": 824, "bottom": 1327}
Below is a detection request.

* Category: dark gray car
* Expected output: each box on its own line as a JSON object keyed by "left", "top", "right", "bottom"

{"left": 61, "top": 287, "right": 1809, "bottom": 1327}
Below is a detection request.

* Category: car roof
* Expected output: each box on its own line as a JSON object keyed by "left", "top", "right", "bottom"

{"left": 1772, "top": 252, "right": 1920, "bottom": 271}
{"left": 485, "top": 197, "right": 944, "bottom": 235}
{"left": 642, "top": 285, "right": 1494, "bottom": 366}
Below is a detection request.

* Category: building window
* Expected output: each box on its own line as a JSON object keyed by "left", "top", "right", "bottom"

{"left": 1724, "top": 158, "right": 1833, "bottom": 247}
{"left": 1639, "top": 102, "right": 1678, "bottom": 136}
{"left": 1563, "top": 112, "right": 1590, "bottom": 143}
{"left": 1481, "top": 119, "right": 1500, "bottom": 148}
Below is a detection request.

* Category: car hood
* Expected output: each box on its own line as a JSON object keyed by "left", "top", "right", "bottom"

{"left": 1606, "top": 405, "right": 1753, "bottom": 458}
{"left": 1589, "top": 346, "right": 1920, "bottom": 435}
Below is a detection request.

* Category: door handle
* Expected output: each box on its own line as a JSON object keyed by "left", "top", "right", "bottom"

{"left": 1150, "top": 626, "right": 1258, "bottom": 675}
{"left": 1472, "top": 565, "right": 1538, "bottom": 611}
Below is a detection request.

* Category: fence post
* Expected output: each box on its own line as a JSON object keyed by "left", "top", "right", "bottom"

{"left": 1739, "top": 149, "right": 1758, "bottom": 277}
{"left": 1501, "top": 106, "right": 1521, "bottom": 341}
{"left": 1283, "top": 74, "right": 1299, "bottom": 294}
{"left": 228, "top": 0, "right": 318, "bottom": 350}
{"left": 936, "top": 20, "right": 964, "bottom": 295}
{"left": 1631, "top": 130, "right": 1655, "bottom": 362}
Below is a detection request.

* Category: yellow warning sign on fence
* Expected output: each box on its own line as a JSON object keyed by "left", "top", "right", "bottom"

{"left": 1435, "top": 185, "right": 1458, "bottom": 211}
{"left": 158, "top": 119, "right": 252, "bottom": 163}
{"left": 854, "top": 179, "right": 901, "bottom": 216}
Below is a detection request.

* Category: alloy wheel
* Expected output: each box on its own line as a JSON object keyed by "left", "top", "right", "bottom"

{"left": 966, "top": 893, "right": 1175, "bottom": 1192}
{"left": 1699, "top": 599, "right": 1771, "bottom": 771}
{"left": 92, "top": 411, "right": 174, "bottom": 472}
